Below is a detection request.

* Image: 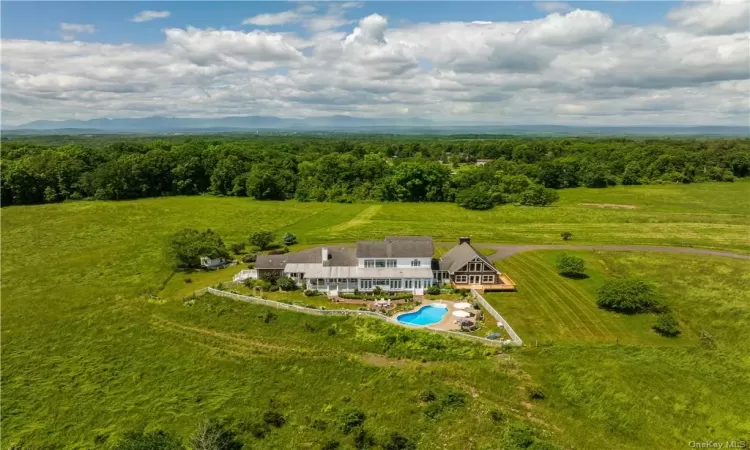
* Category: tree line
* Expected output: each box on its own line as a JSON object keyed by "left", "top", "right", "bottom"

{"left": 2, "top": 136, "right": 748, "bottom": 210}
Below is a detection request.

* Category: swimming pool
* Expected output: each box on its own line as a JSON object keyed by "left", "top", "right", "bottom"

{"left": 397, "top": 304, "right": 449, "bottom": 326}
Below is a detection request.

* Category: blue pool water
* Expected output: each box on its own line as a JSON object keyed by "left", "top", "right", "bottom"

{"left": 397, "top": 305, "right": 448, "bottom": 326}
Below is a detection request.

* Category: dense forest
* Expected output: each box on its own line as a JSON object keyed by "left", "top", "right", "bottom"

{"left": 2, "top": 135, "right": 749, "bottom": 209}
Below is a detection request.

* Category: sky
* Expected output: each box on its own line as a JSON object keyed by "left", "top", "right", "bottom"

{"left": 1, "top": 1, "right": 749, "bottom": 126}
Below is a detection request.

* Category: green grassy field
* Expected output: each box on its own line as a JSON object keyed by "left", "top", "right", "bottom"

{"left": 486, "top": 251, "right": 750, "bottom": 449}
{"left": 3, "top": 182, "right": 750, "bottom": 449}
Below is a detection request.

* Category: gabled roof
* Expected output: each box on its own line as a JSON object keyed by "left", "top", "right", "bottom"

{"left": 439, "top": 242, "right": 498, "bottom": 274}
{"left": 356, "top": 236, "right": 433, "bottom": 258}
{"left": 256, "top": 246, "right": 356, "bottom": 270}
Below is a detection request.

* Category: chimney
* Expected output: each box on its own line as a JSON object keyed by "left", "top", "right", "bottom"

{"left": 459, "top": 237, "right": 471, "bottom": 245}
{"left": 321, "top": 247, "right": 329, "bottom": 262}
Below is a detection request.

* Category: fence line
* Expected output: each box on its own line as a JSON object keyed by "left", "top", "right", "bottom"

{"left": 203, "top": 288, "right": 513, "bottom": 347}
{"left": 470, "top": 289, "right": 524, "bottom": 346}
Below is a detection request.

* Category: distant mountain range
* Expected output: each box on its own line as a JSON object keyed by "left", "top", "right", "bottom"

{"left": 3, "top": 115, "right": 749, "bottom": 136}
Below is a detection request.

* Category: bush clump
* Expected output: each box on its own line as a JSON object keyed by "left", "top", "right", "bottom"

{"left": 653, "top": 313, "right": 680, "bottom": 337}
{"left": 337, "top": 408, "right": 366, "bottom": 434}
{"left": 277, "top": 276, "right": 297, "bottom": 291}
{"left": 425, "top": 285, "right": 441, "bottom": 295}
{"left": 263, "top": 410, "right": 286, "bottom": 428}
{"left": 596, "top": 278, "right": 660, "bottom": 313}
{"left": 382, "top": 432, "right": 416, "bottom": 450}
{"left": 555, "top": 254, "right": 585, "bottom": 277}
{"left": 113, "top": 429, "right": 182, "bottom": 450}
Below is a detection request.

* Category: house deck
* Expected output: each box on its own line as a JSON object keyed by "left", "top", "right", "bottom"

{"left": 451, "top": 274, "right": 516, "bottom": 293}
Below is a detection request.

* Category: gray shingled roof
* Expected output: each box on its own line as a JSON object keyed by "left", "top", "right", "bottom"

{"left": 256, "top": 246, "right": 356, "bottom": 269}
{"left": 439, "top": 242, "right": 498, "bottom": 273}
{"left": 356, "top": 236, "right": 433, "bottom": 258}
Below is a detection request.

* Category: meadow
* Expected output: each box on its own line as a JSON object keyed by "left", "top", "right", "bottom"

{"left": 2, "top": 182, "right": 750, "bottom": 448}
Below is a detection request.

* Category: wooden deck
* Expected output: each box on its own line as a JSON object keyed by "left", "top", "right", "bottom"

{"left": 451, "top": 274, "right": 516, "bottom": 293}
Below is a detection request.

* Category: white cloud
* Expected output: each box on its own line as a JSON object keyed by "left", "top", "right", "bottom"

{"left": 58, "top": 23, "right": 95, "bottom": 41}
{"left": 667, "top": 0, "right": 750, "bottom": 35}
{"left": 243, "top": 10, "right": 303, "bottom": 26}
{"left": 131, "top": 10, "right": 171, "bottom": 23}
{"left": 534, "top": 2, "right": 572, "bottom": 14}
{"left": 3, "top": 6, "right": 749, "bottom": 126}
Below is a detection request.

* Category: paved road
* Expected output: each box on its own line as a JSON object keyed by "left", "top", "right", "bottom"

{"left": 468, "top": 244, "right": 750, "bottom": 261}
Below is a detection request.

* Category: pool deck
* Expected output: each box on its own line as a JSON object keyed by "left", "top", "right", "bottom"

{"left": 395, "top": 299, "right": 477, "bottom": 331}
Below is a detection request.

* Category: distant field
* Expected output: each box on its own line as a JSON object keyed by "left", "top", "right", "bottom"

{"left": 3, "top": 182, "right": 750, "bottom": 449}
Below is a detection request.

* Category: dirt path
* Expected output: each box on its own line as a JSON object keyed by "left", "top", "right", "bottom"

{"left": 468, "top": 244, "right": 750, "bottom": 261}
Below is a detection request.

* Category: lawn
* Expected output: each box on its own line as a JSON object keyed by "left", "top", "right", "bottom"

{"left": 486, "top": 251, "right": 750, "bottom": 348}
{"left": 3, "top": 183, "right": 750, "bottom": 449}
{"left": 488, "top": 250, "right": 750, "bottom": 449}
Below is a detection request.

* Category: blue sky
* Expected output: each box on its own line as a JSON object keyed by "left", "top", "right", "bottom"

{"left": 1, "top": 1, "right": 748, "bottom": 126}
{"left": 2, "top": 1, "right": 675, "bottom": 44}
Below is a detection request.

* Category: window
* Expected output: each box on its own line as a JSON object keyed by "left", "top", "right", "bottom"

{"left": 390, "top": 279, "right": 401, "bottom": 289}
{"left": 375, "top": 260, "right": 386, "bottom": 268}
{"left": 361, "top": 279, "right": 372, "bottom": 289}
{"left": 469, "top": 262, "right": 483, "bottom": 272}
{"left": 482, "top": 275, "right": 495, "bottom": 283}
{"left": 415, "top": 279, "right": 422, "bottom": 289}
{"left": 387, "top": 259, "right": 397, "bottom": 268}
{"left": 405, "top": 279, "right": 413, "bottom": 289}
{"left": 349, "top": 279, "right": 357, "bottom": 283}
{"left": 410, "top": 259, "right": 421, "bottom": 267}
{"left": 455, "top": 275, "right": 468, "bottom": 284}
{"left": 364, "top": 260, "right": 375, "bottom": 268}
{"left": 337, "top": 278, "right": 346, "bottom": 283}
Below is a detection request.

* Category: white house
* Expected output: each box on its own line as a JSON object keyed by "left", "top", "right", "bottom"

{"left": 252, "top": 236, "right": 513, "bottom": 294}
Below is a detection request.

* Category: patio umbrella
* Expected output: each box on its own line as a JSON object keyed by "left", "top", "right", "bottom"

{"left": 452, "top": 310, "right": 471, "bottom": 318}
{"left": 454, "top": 302, "right": 472, "bottom": 310}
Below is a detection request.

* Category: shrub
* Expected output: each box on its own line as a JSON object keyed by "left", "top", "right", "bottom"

{"left": 518, "top": 184, "right": 559, "bottom": 206}
{"left": 249, "top": 231, "right": 275, "bottom": 250}
{"left": 372, "top": 286, "right": 385, "bottom": 296}
{"left": 424, "top": 391, "right": 468, "bottom": 418}
{"left": 382, "top": 432, "right": 416, "bottom": 450}
{"left": 353, "top": 428, "right": 376, "bottom": 450}
{"left": 456, "top": 184, "right": 494, "bottom": 210}
{"left": 527, "top": 386, "right": 545, "bottom": 400}
{"left": 337, "top": 408, "right": 366, "bottom": 434}
{"left": 560, "top": 231, "right": 573, "bottom": 241}
{"left": 442, "top": 391, "right": 468, "bottom": 408}
{"left": 321, "top": 440, "right": 340, "bottom": 450}
{"left": 426, "top": 285, "right": 441, "bottom": 295}
{"left": 555, "top": 254, "right": 585, "bottom": 277}
{"left": 114, "top": 429, "right": 182, "bottom": 450}
{"left": 260, "top": 310, "right": 277, "bottom": 324}
{"left": 245, "top": 422, "right": 269, "bottom": 439}
{"left": 282, "top": 232, "right": 298, "bottom": 246}
{"left": 230, "top": 242, "right": 246, "bottom": 254}
{"left": 241, "top": 253, "right": 257, "bottom": 263}
{"left": 304, "top": 289, "right": 321, "bottom": 297}
{"left": 654, "top": 313, "right": 680, "bottom": 337}
{"left": 310, "top": 419, "right": 327, "bottom": 431}
{"left": 596, "top": 278, "right": 660, "bottom": 313}
{"left": 489, "top": 409, "right": 506, "bottom": 424}
{"left": 327, "top": 325, "right": 338, "bottom": 336}
{"left": 503, "top": 422, "right": 560, "bottom": 449}
{"left": 277, "top": 276, "right": 297, "bottom": 291}
{"left": 184, "top": 278, "right": 192, "bottom": 284}
{"left": 190, "top": 419, "right": 242, "bottom": 450}
{"left": 418, "top": 390, "right": 437, "bottom": 402}
{"left": 263, "top": 410, "right": 286, "bottom": 428}
{"left": 268, "top": 250, "right": 283, "bottom": 255}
